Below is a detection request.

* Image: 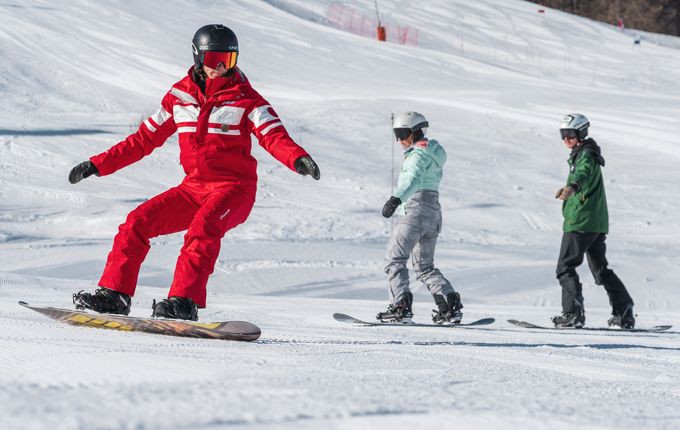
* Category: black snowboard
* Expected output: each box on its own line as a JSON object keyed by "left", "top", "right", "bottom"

{"left": 508, "top": 319, "right": 671, "bottom": 333}
{"left": 20, "top": 301, "right": 261, "bottom": 341}
{"left": 334, "top": 313, "right": 494, "bottom": 327}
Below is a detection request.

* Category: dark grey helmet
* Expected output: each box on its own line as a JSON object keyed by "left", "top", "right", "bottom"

{"left": 191, "top": 24, "right": 238, "bottom": 69}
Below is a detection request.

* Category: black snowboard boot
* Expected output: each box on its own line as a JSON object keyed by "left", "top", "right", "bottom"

{"left": 552, "top": 301, "right": 585, "bottom": 328}
{"left": 608, "top": 304, "right": 635, "bottom": 329}
{"left": 376, "top": 293, "right": 413, "bottom": 323}
{"left": 151, "top": 297, "right": 198, "bottom": 321}
{"left": 432, "top": 292, "right": 464, "bottom": 324}
{"left": 73, "top": 287, "right": 131, "bottom": 315}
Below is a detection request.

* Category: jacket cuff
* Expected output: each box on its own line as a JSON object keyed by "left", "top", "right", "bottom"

{"left": 289, "top": 149, "right": 310, "bottom": 171}
{"left": 569, "top": 182, "right": 581, "bottom": 193}
{"left": 89, "top": 155, "right": 110, "bottom": 177}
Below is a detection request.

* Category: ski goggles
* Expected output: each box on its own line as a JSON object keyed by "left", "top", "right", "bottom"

{"left": 393, "top": 128, "right": 412, "bottom": 141}
{"left": 203, "top": 50, "right": 238, "bottom": 70}
{"left": 560, "top": 128, "right": 578, "bottom": 139}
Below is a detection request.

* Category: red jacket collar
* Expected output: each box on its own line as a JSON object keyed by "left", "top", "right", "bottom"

{"left": 186, "top": 66, "right": 250, "bottom": 102}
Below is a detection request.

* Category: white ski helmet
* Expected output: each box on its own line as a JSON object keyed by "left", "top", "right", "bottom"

{"left": 559, "top": 113, "right": 589, "bottom": 141}
{"left": 393, "top": 111, "right": 428, "bottom": 140}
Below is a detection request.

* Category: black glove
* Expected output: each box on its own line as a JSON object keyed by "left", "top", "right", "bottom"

{"left": 69, "top": 161, "right": 99, "bottom": 184}
{"left": 382, "top": 196, "right": 401, "bottom": 218}
{"left": 294, "top": 156, "right": 320, "bottom": 180}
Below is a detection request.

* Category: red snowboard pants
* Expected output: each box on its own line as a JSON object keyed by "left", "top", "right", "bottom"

{"left": 98, "top": 178, "right": 254, "bottom": 307}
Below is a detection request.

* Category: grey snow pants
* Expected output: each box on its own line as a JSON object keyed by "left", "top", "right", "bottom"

{"left": 384, "top": 190, "right": 455, "bottom": 305}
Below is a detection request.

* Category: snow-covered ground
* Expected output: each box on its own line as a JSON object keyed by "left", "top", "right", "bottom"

{"left": 1, "top": 1, "right": 679, "bottom": 429}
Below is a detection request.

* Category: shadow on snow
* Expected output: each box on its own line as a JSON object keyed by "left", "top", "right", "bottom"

{"left": 0, "top": 129, "right": 112, "bottom": 136}
{"left": 260, "top": 338, "right": 680, "bottom": 352}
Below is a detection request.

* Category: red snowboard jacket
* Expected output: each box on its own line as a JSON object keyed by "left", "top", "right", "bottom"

{"left": 90, "top": 67, "right": 309, "bottom": 197}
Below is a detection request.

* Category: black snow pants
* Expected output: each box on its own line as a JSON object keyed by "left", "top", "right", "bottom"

{"left": 556, "top": 232, "right": 633, "bottom": 314}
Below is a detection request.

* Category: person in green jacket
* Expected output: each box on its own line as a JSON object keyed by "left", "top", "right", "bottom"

{"left": 552, "top": 113, "right": 635, "bottom": 329}
{"left": 377, "top": 112, "right": 463, "bottom": 324}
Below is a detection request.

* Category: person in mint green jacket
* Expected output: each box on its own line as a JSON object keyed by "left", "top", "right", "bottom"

{"left": 377, "top": 112, "right": 463, "bottom": 324}
{"left": 552, "top": 114, "right": 635, "bottom": 329}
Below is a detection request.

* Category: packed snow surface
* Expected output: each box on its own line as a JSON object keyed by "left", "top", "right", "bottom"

{"left": 1, "top": 1, "right": 679, "bottom": 429}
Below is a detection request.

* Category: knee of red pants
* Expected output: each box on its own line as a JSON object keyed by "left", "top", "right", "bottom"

{"left": 112, "top": 194, "right": 192, "bottom": 259}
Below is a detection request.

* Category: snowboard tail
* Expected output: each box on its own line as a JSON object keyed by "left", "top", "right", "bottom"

{"left": 507, "top": 319, "right": 671, "bottom": 333}
{"left": 20, "top": 301, "right": 261, "bottom": 341}
{"left": 334, "top": 313, "right": 494, "bottom": 327}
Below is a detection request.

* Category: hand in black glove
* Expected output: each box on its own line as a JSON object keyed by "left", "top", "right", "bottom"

{"left": 294, "top": 156, "right": 320, "bottom": 180}
{"left": 382, "top": 196, "right": 402, "bottom": 218}
{"left": 69, "top": 161, "right": 99, "bottom": 184}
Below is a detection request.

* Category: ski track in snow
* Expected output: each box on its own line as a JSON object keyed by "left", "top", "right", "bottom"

{"left": 1, "top": 0, "right": 680, "bottom": 429}
{"left": 1, "top": 295, "right": 680, "bottom": 430}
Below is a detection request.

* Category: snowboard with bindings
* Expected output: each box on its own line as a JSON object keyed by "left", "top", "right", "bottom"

{"left": 334, "top": 313, "right": 495, "bottom": 327}
{"left": 507, "top": 319, "right": 671, "bottom": 333}
{"left": 20, "top": 301, "right": 261, "bottom": 341}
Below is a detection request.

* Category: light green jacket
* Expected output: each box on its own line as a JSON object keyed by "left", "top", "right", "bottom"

{"left": 393, "top": 139, "right": 446, "bottom": 203}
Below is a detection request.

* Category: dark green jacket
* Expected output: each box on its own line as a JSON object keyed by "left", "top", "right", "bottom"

{"left": 562, "top": 138, "right": 608, "bottom": 233}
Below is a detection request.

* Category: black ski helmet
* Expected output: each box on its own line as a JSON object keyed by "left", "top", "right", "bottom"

{"left": 191, "top": 24, "right": 239, "bottom": 69}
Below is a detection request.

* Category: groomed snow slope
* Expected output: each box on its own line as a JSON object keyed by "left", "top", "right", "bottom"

{"left": 1, "top": 1, "right": 679, "bottom": 429}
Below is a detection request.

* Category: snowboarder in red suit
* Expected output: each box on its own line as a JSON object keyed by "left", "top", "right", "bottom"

{"left": 71, "top": 24, "right": 320, "bottom": 320}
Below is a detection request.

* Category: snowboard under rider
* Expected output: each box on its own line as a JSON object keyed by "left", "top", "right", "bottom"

{"left": 377, "top": 112, "right": 463, "bottom": 324}
{"left": 70, "top": 24, "right": 320, "bottom": 320}
{"left": 552, "top": 113, "right": 635, "bottom": 329}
